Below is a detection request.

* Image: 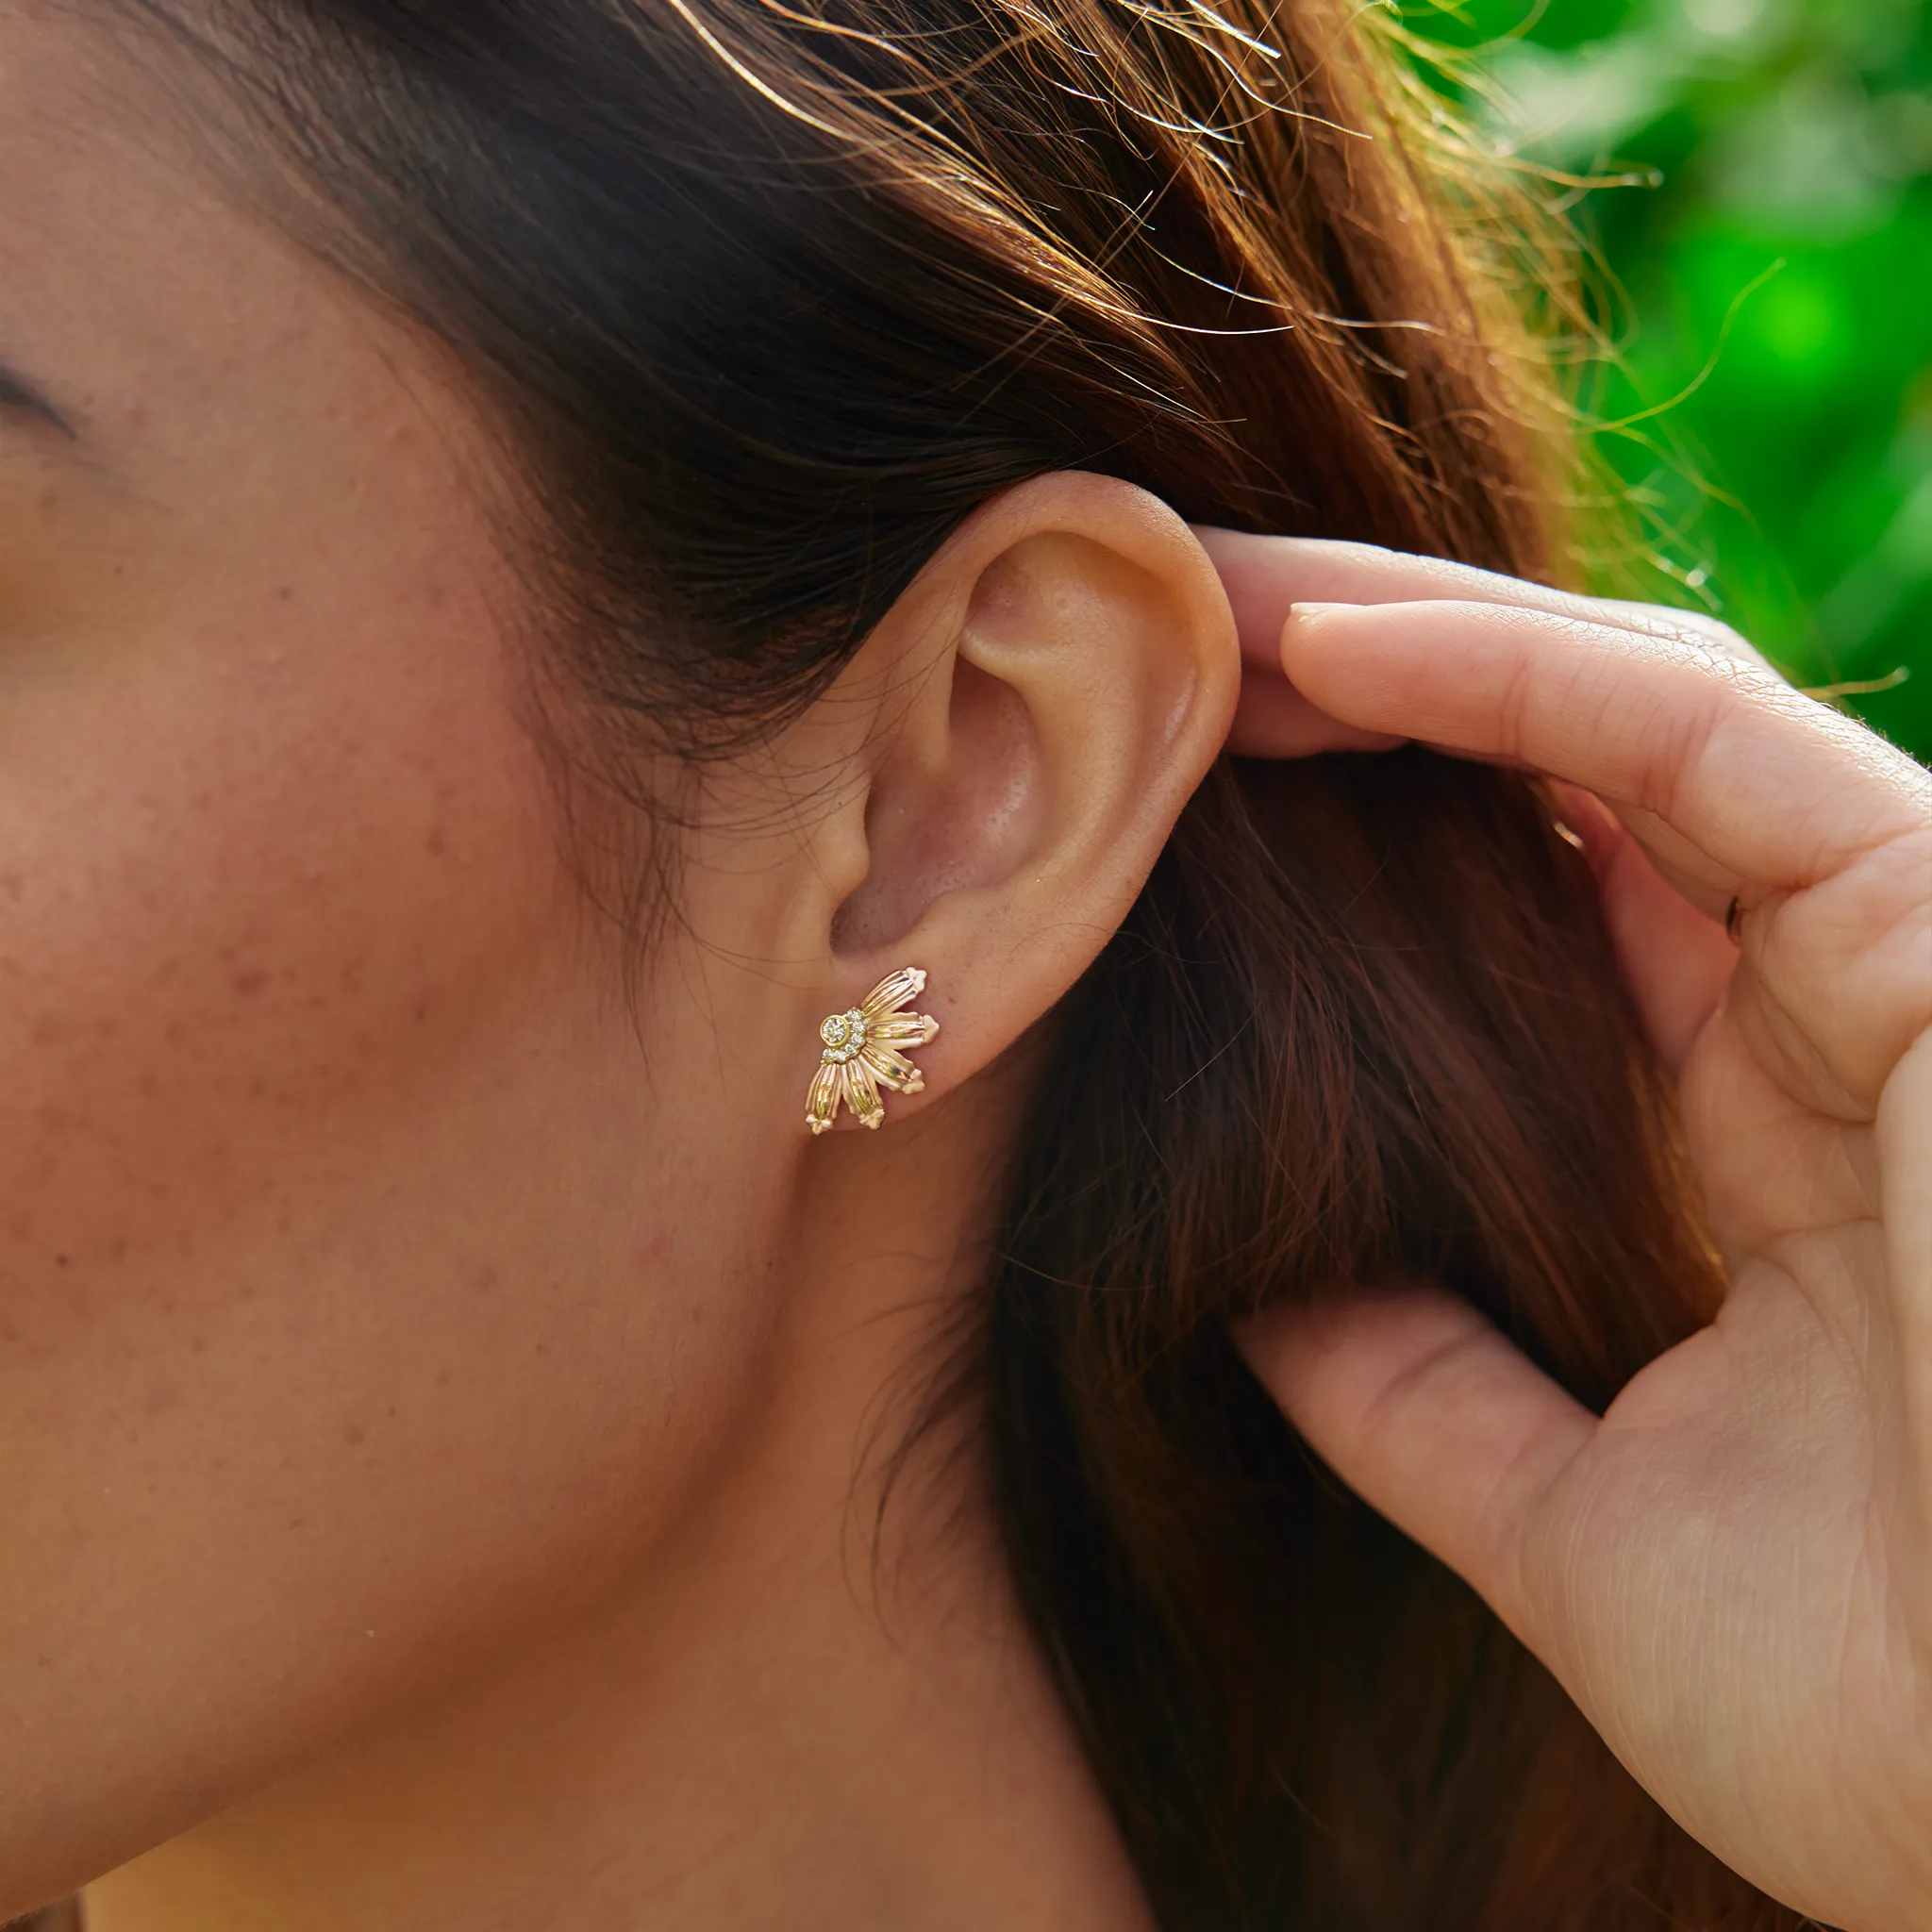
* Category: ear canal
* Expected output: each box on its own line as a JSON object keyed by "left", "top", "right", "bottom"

{"left": 803, "top": 967, "right": 941, "bottom": 1135}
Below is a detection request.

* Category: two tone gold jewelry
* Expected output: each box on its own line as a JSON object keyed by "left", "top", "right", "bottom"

{"left": 805, "top": 966, "right": 941, "bottom": 1136}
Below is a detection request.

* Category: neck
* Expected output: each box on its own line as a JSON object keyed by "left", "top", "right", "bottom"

{"left": 83, "top": 1073, "right": 1150, "bottom": 1932}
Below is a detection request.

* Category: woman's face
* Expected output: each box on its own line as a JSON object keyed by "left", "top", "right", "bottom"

{"left": 0, "top": 15, "right": 815, "bottom": 1901}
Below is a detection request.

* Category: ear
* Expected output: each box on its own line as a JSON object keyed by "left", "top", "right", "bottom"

{"left": 781, "top": 471, "right": 1240, "bottom": 1131}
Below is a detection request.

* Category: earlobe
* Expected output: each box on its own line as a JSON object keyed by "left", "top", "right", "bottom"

{"left": 797, "top": 471, "right": 1238, "bottom": 1136}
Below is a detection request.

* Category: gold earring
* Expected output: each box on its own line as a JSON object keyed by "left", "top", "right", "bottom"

{"left": 805, "top": 966, "right": 941, "bottom": 1136}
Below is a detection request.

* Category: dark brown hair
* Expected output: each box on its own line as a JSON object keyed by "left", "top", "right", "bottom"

{"left": 115, "top": 0, "right": 1804, "bottom": 1923}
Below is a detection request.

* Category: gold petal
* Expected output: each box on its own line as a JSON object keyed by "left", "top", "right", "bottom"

{"left": 843, "top": 1053, "right": 885, "bottom": 1127}
{"left": 861, "top": 966, "right": 926, "bottom": 1020}
{"left": 871, "top": 1011, "right": 938, "bottom": 1046}
{"left": 806, "top": 1059, "right": 841, "bottom": 1134}
{"left": 860, "top": 1042, "right": 917, "bottom": 1089}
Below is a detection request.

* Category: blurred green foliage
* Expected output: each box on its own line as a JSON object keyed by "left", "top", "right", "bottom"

{"left": 1405, "top": 0, "right": 1932, "bottom": 760}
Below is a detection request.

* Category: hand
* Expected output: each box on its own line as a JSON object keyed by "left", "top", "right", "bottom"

{"left": 1201, "top": 531, "right": 1932, "bottom": 1930}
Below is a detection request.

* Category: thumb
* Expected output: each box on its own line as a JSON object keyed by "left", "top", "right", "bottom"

{"left": 1237, "top": 1286, "right": 1598, "bottom": 1650}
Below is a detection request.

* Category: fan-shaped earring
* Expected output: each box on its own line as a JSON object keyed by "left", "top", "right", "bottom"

{"left": 805, "top": 967, "right": 941, "bottom": 1135}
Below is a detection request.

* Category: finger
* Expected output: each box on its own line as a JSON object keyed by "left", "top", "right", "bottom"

{"left": 1204, "top": 526, "right": 1774, "bottom": 767}
{"left": 1238, "top": 1287, "right": 1594, "bottom": 1649}
{"left": 1550, "top": 784, "right": 1737, "bottom": 1074}
{"left": 1194, "top": 528, "right": 1771, "bottom": 673}
{"left": 1283, "top": 600, "right": 1932, "bottom": 1118}
{"left": 1277, "top": 600, "right": 1930, "bottom": 900}
{"left": 1678, "top": 1020, "right": 1880, "bottom": 1259}
{"left": 1227, "top": 668, "right": 1405, "bottom": 758}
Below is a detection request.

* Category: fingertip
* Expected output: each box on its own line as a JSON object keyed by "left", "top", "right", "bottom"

{"left": 1235, "top": 1289, "right": 1595, "bottom": 1644}
{"left": 1232, "top": 1296, "right": 1349, "bottom": 1407}
{"left": 1234, "top": 1285, "right": 1491, "bottom": 1425}
{"left": 1278, "top": 600, "right": 1357, "bottom": 646}
{"left": 1274, "top": 601, "right": 1373, "bottom": 703}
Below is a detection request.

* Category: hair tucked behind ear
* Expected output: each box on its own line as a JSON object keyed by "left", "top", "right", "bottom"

{"left": 124, "top": 0, "right": 1801, "bottom": 1922}
{"left": 986, "top": 752, "right": 1759, "bottom": 1925}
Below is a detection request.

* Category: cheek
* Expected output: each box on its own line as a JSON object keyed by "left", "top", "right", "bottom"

{"left": 0, "top": 575, "right": 543, "bottom": 1291}
{"left": 0, "top": 558, "right": 785, "bottom": 1900}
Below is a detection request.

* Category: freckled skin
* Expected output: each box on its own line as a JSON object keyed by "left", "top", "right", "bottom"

{"left": 0, "top": 14, "right": 807, "bottom": 1905}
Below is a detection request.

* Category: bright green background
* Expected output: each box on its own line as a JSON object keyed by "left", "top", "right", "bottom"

{"left": 1407, "top": 0, "right": 1932, "bottom": 762}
